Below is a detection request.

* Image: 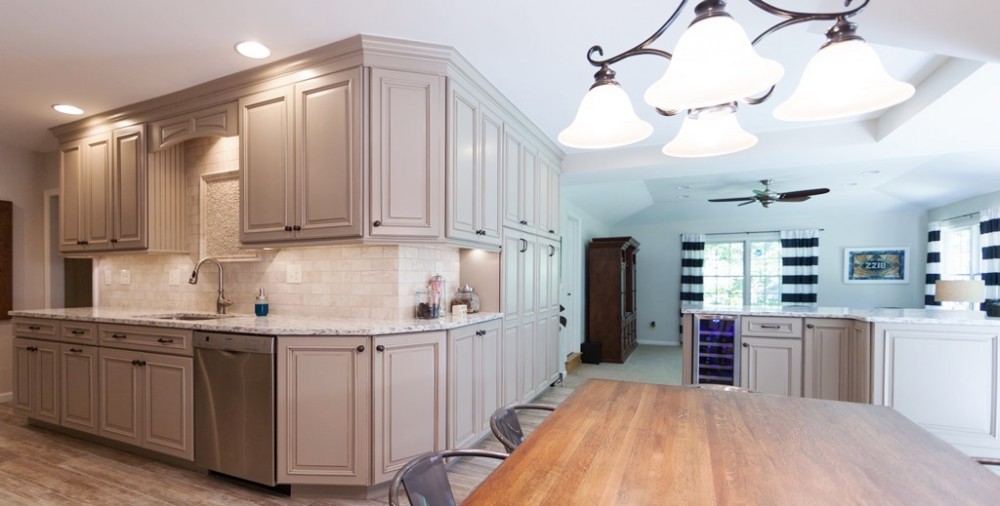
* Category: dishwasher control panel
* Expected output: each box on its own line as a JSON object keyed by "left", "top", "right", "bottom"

{"left": 193, "top": 331, "right": 275, "bottom": 354}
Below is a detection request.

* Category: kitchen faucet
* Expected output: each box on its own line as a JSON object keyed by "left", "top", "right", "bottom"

{"left": 189, "top": 257, "right": 232, "bottom": 314}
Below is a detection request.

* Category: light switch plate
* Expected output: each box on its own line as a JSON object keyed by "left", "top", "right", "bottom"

{"left": 120, "top": 269, "right": 131, "bottom": 285}
{"left": 168, "top": 269, "right": 180, "bottom": 286}
{"left": 287, "top": 264, "right": 302, "bottom": 284}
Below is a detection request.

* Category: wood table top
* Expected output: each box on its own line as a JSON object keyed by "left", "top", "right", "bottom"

{"left": 464, "top": 379, "right": 1000, "bottom": 505}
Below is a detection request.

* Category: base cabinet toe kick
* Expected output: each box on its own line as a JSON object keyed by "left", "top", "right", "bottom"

{"left": 682, "top": 311, "right": 1000, "bottom": 459}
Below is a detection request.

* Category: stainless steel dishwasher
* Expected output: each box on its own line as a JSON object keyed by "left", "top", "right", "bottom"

{"left": 194, "top": 331, "right": 276, "bottom": 486}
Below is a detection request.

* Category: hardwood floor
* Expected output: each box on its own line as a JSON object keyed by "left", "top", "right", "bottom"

{"left": 0, "top": 386, "right": 573, "bottom": 505}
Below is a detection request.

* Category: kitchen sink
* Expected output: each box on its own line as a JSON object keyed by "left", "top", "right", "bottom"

{"left": 136, "top": 313, "right": 236, "bottom": 321}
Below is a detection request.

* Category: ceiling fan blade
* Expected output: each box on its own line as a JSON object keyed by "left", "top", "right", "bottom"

{"left": 708, "top": 197, "right": 755, "bottom": 203}
{"left": 738, "top": 200, "right": 758, "bottom": 206}
{"left": 779, "top": 188, "right": 830, "bottom": 199}
{"left": 777, "top": 196, "right": 811, "bottom": 202}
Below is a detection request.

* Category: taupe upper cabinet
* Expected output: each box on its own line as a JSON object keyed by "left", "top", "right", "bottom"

{"left": 240, "top": 68, "right": 364, "bottom": 244}
{"left": 446, "top": 77, "right": 503, "bottom": 247}
{"left": 369, "top": 68, "right": 445, "bottom": 239}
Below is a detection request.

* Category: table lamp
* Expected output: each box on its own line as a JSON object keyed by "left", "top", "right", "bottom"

{"left": 934, "top": 279, "right": 986, "bottom": 311}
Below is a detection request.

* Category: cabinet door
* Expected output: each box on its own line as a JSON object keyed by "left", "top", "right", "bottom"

{"left": 59, "top": 142, "right": 86, "bottom": 251}
{"left": 850, "top": 321, "right": 872, "bottom": 404}
{"left": 803, "top": 319, "right": 851, "bottom": 401}
{"left": 501, "top": 322, "right": 520, "bottom": 406}
{"left": 478, "top": 321, "right": 503, "bottom": 437}
{"left": 277, "top": 336, "right": 370, "bottom": 485}
{"left": 520, "top": 144, "right": 538, "bottom": 231}
{"left": 99, "top": 347, "right": 143, "bottom": 446}
{"left": 448, "top": 326, "right": 478, "bottom": 448}
{"left": 240, "top": 86, "right": 295, "bottom": 243}
{"left": 535, "top": 155, "right": 550, "bottom": 235}
{"left": 61, "top": 344, "right": 100, "bottom": 434}
{"left": 740, "top": 336, "right": 802, "bottom": 397}
{"left": 547, "top": 162, "right": 561, "bottom": 236}
{"left": 545, "top": 314, "right": 561, "bottom": 384}
{"left": 446, "top": 81, "right": 480, "bottom": 243}
{"left": 294, "top": 68, "right": 363, "bottom": 240}
{"left": 479, "top": 105, "right": 503, "bottom": 245}
{"left": 502, "top": 128, "right": 524, "bottom": 229}
{"left": 143, "top": 353, "right": 193, "bottom": 460}
{"left": 372, "top": 331, "right": 446, "bottom": 484}
{"left": 111, "top": 125, "right": 147, "bottom": 250}
{"left": 12, "top": 338, "right": 34, "bottom": 415}
{"left": 84, "top": 135, "right": 113, "bottom": 249}
{"left": 522, "top": 234, "right": 538, "bottom": 320}
{"left": 548, "top": 241, "right": 562, "bottom": 312}
{"left": 518, "top": 321, "right": 537, "bottom": 402}
{"left": 533, "top": 317, "right": 549, "bottom": 394}
{"left": 369, "top": 68, "right": 444, "bottom": 238}
{"left": 12, "top": 338, "right": 59, "bottom": 423}
{"left": 502, "top": 231, "right": 524, "bottom": 320}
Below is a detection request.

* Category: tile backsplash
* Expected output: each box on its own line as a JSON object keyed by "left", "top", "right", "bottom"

{"left": 93, "top": 136, "right": 461, "bottom": 320}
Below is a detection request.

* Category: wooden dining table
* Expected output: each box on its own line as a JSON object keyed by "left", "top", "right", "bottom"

{"left": 463, "top": 379, "right": 1000, "bottom": 505}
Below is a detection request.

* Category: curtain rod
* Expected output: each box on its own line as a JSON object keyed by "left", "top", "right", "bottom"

{"left": 700, "top": 229, "right": 825, "bottom": 237}
{"left": 942, "top": 212, "right": 977, "bottom": 222}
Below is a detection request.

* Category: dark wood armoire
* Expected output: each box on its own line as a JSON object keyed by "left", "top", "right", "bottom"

{"left": 585, "top": 236, "right": 640, "bottom": 363}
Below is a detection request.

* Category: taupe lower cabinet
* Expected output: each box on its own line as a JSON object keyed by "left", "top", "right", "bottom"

{"left": 13, "top": 337, "right": 60, "bottom": 425}
{"left": 448, "top": 319, "right": 502, "bottom": 448}
{"left": 240, "top": 68, "right": 364, "bottom": 243}
{"left": 60, "top": 344, "right": 100, "bottom": 434}
{"left": 277, "top": 331, "right": 446, "bottom": 486}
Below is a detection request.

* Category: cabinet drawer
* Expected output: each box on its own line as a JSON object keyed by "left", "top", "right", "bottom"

{"left": 742, "top": 317, "right": 803, "bottom": 338}
{"left": 61, "top": 321, "right": 99, "bottom": 345}
{"left": 12, "top": 317, "right": 59, "bottom": 340}
{"left": 100, "top": 324, "right": 193, "bottom": 356}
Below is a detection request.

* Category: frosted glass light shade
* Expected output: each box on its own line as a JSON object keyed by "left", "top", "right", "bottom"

{"left": 773, "top": 39, "right": 916, "bottom": 121}
{"left": 644, "top": 16, "right": 784, "bottom": 111}
{"left": 558, "top": 83, "right": 653, "bottom": 149}
{"left": 662, "top": 110, "right": 757, "bottom": 157}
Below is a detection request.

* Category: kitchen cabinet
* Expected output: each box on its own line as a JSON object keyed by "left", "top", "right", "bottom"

{"left": 502, "top": 128, "right": 538, "bottom": 232}
{"left": 148, "top": 102, "right": 238, "bottom": 151}
{"left": 501, "top": 322, "right": 520, "bottom": 407}
{"left": 60, "top": 344, "right": 100, "bottom": 434}
{"left": 446, "top": 77, "right": 503, "bottom": 248}
{"left": 372, "top": 331, "right": 447, "bottom": 483}
{"left": 849, "top": 320, "right": 872, "bottom": 404}
{"left": 98, "top": 347, "right": 194, "bottom": 460}
{"left": 12, "top": 337, "right": 60, "bottom": 424}
{"left": 447, "top": 319, "right": 502, "bottom": 448}
{"left": 503, "top": 229, "right": 538, "bottom": 322}
{"left": 740, "top": 335, "right": 803, "bottom": 397}
{"left": 240, "top": 68, "right": 364, "bottom": 244}
{"left": 545, "top": 158, "right": 561, "bottom": 237}
{"left": 277, "top": 336, "right": 371, "bottom": 485}
{"left": 803, "top": 318, "right": 852, "bottom": 401}
{"left": 59, "top": 126, "right": 185, "bottom": 254}
{"left": 369, "top": 68, "right": 445, "bottom": 239}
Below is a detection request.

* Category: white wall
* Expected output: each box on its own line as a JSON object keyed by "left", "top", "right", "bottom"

{"left": 0, "top": 143, "right": 55, "bottom": 399}
{"left": 928, "top": 188, "right": 1000, "bottom": 222}
{"left": 612, "top": 209, "right": 927, "bottom": 345}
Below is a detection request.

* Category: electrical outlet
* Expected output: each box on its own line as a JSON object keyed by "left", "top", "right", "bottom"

{"left": 120, "top": 269, "right": 131, "bottom": 285}
{"left": 104, "top": 269, "right": 112, "bottom": 286}
{"left": 168, "top": 269, "right": 180, "bottom": 286}
{"left": 287, "top": 264, "right": 302, "bottom": 284}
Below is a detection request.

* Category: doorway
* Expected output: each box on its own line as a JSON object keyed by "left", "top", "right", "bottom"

{"left": 44, "top": 190, "right": 92, "bottom": 308}
{"left": 560, "top": 214, "right": 583, "bottom": 364}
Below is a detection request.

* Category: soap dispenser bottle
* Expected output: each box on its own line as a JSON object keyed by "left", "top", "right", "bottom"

{"left": 255, "top": 288, "right": 269, "bottom": 317}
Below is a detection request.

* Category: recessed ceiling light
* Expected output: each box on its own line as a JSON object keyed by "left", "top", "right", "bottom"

{"left": 676, "top": 185, "right": 691, "bottom": 190}
{"left": 52, "top": 104, "right": 84, "bottom": 115}
{"left": 235, "top": 41, "right": 271, "bottom": 59}
{"left": 677, "top": 195, "right": 690, "bottom": 199}
{"left": 861, "top": 170, "right": 881, "bottom": 175}
{"left": 846, "top": 182, "right": 859, "bottom": 186}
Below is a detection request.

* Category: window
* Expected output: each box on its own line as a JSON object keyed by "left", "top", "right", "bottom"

{"left": 703, "top": 239, "right": 782, "bottom": 306}
{"left": 940, "top": 217, "right": 980, "bottom": 309}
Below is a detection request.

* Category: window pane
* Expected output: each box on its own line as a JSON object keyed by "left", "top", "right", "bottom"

{"left": 702, "top": 239, "right": 782, "bottom": 306}
{"left": 704, "top": 242, "right": 744, "bottom": 305}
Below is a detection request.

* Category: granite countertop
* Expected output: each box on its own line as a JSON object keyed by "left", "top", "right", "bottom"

{"left": 681, "top": 305, "right": 1000, "bottom": 326}
{"left": 8, "top": 307, "right": 503, "bottom": 336}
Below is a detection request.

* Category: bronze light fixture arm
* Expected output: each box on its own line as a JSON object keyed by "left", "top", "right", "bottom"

{"left": 584, "top": 0, "right": 688, "bottom": 69}
{"left": 747, "top": 0, "right": 870, "bottom": 46}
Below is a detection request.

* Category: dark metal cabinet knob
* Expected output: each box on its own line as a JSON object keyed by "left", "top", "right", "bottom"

{"left": 742, "top": 342, "right": 749, "bottom": 348}
{"left": 356, "top": 345, "right": 365, "bottom": 353}
{"left": 806, "top": 324, "right": 814, "bottom": 329}
{"left": 293, "top": 225, "right": 302, "bottom": 231}
{"left": 284, "top": 225, "right": 293, "bottom": 232}
{"left": 373, "top": 220, "right": 382, "bottom": 227}
{"left": 376, "top": 345, "right": 385, "bottom": 352}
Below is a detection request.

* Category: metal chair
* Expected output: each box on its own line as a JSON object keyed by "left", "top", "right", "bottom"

{"left": 388, "top": 449, "right": 508, "bottom": 506}
{"left": 489, "top": 403, "right": 556, "bottom": 453}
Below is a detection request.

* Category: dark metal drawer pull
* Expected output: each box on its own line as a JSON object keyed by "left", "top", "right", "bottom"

{"left": 112, "top": 333, "right": 127, "bottom": 339}
{"left": 157, "top": 338, "right": 174, "bottom": 344}
{"left": 71, "top": 329, "right": 86, "bottom": 335}
{"left": 27, "top": 346, "right": 38, "bottom": 352}
{"left": 759, "top": 324, "right": 781, "bottom": 329}
{"left": 70, "top": 348, "right": 83, "bottom": 353}
{"left": 28, "top": 325, "right": 41, "bottom": 331}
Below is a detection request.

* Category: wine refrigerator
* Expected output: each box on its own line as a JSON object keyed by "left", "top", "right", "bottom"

{"left": 693, "top": 315, "right": 741, "bottom": 386}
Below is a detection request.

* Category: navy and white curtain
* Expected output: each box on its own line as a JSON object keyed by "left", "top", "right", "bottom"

{"left": 980, "top": 209, "right": 1000, "bottom": 305}
{"left": 780, "top": 229, "right": 819, "bottom": 305}
{"left": 680, "top": 234, "right": 706, "bottom": 305}
{"left": 925, "top": 221, "right": 942, "bottom": 308}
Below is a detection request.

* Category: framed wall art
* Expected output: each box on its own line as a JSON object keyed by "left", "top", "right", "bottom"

{"left": 844, "top": 247, "right": 909, "bottom": 284}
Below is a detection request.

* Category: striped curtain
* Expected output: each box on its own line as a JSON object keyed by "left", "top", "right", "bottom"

{"left": 925, "top": 221, "right": 942, "bottom": 308}
{"left": 780, "top": 229, "right": 819, "bottom": 305}
{"left": 980, "top": 209, "right": 1000, "bottom": 307}
{"left": 680, "top": 234, "right": 705, "bottom": 305}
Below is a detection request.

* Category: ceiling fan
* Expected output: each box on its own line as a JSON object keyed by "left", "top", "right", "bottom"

{"left": 708, "top": 179, "right": 830, "bottom": 208}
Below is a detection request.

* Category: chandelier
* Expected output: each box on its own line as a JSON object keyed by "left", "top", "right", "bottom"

{"left": 557, "top": 0, "right": 915, "bottom": 158}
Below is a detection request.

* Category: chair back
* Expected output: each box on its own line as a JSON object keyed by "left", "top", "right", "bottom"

{"left": 388, "top": 449, "right": 508, "bottom": 506}
{"left": 490, "top": 406, "right": 525, "bottom": 454}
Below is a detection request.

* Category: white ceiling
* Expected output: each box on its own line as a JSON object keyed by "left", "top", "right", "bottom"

{"left": 2, "top": 0, "right": 999, "bottom": 225}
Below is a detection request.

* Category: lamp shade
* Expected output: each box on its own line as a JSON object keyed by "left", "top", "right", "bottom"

{"left": 644, "top": 16, "right": 784, "bottom": 111}
{"left": 772, "top": 39, "right": 916, "bottom": 121}
{"left": 662, "top": 109, "right": 757, "bottom": 158}
{"left": 558, "top": 82, "right": 654, "bottom": 149}
{"left": 934, "top": 279, "right": 986, "bottom": 303}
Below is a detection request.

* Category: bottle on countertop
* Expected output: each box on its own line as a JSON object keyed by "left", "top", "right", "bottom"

{"left": 255, "top": 288, "right": 269, "bottom": 317}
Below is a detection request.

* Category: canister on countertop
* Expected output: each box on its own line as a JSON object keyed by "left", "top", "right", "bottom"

{"left": 451, "top": 284, "right": 480, "bottom": 313}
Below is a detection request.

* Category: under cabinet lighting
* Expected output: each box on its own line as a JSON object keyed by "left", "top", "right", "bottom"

{"left": 235, "top": 41, "right": 271, "bottom": 59}
{"left": 52, "top": 104, "right": 84, "bottom": 115}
